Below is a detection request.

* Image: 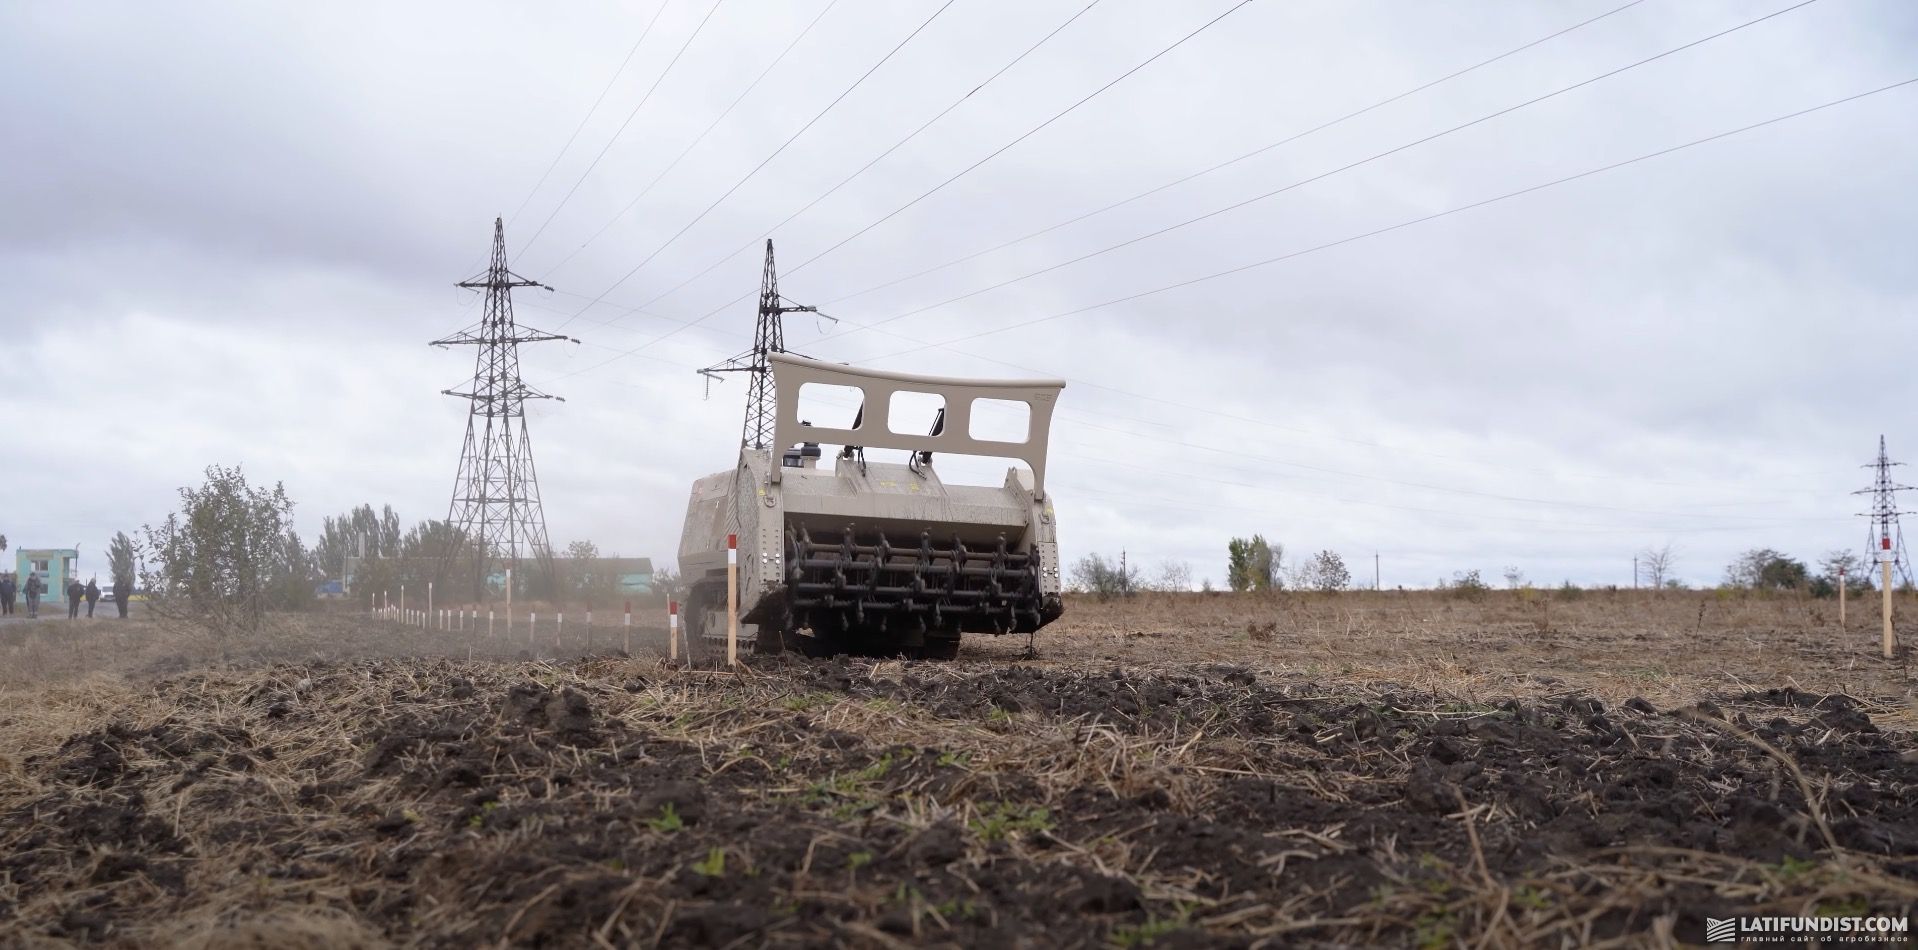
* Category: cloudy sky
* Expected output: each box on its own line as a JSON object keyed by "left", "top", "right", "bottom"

{"left": 5, "top": 0, "right": 1916, "bottom": 590}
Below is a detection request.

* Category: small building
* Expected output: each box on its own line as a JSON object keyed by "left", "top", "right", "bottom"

{"left": 17, "top": 548, "right": 79, "bottom": 596}
{"left": 603, "top": 557, "right": 655, "bottom": 595}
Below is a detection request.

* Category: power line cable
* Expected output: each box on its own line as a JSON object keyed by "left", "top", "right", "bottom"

{"left": 620, "top": 0, "right": 1109, "bottom": 316}
{"left": 543, "top": 75, "right": 1906, "bottom": 499}
{"left": 519, "top": 0, "right": 734, "bottom": 256}
{"left": 778, "top": 0, "right": 1260, "bottom": 278}
{"left": 814, "top": 0, "right": 1648, "bottom": 309}
{"left": 535, "top": 0, "right": 845, "bottom": 280}
{"left": 561, "top": 0, "right": 1255, "bottom": 360}
{"left": 553, "top": 0, "right": 962, "bottom": 329}
{"left": 504, "top": 0, "right": 673, "bottom": 230}
{"left": 863, "top": 73, "right": 1917, "bottom": 361}
{"left": 730, "top": 75, "right": 1912, "bottom": 490}
{"left": 815, "top": 0, "right": 1822, "bottom": 344}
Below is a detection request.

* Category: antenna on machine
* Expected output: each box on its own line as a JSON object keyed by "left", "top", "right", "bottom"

{"left": 432, "top": 218, "right": 578, "bottom": 601}
{"left": 698, "top": 240, "right": 830, "bottom": 451}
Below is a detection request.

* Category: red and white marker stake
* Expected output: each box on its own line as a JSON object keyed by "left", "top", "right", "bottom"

{"left": 668, "top": 600, "right": 679, "bottom": 662}
{"left": 623, "top": 600, "right": 632, "bottom": 655}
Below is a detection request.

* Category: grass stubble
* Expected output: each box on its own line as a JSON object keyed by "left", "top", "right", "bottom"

{"left": 0, "top": 591, "right": 1913, "bottom": 947}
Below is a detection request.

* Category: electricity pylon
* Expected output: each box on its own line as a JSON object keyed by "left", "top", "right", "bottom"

{"left": 698, "top": 240, "right": 825, "bottom": 450}
{"left": 1854, "top": 434, "right": 1912, "bottom": 658}
{"left": 432, "top": 218, "right": 576, "bottom": 601}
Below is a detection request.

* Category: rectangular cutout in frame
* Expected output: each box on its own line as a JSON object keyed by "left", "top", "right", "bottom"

{"left": 968, "top": 397, "right": 1030, "bottom": 444}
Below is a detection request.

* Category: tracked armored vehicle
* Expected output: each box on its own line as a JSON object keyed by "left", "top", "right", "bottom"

{"left": 677, "top": 353, "right": 1065, "bottom": 658}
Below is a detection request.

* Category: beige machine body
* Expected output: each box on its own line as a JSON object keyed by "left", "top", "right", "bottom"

{"left": 677, "top": 353, "right": 1065, "bottom": 657}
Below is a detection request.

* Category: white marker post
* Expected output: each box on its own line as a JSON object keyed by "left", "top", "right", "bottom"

{"left": 623, "top": 600, "right": 632, "bottom": 655}
{"left": 505, "top": 568, "right": 514, "bottom": 642}
{"left": 1839, "top": 566, "right": 1848, "bottom": 627}
{"left": 427, "top": 582, "right": 433, "bottom": 631}
{"left": 488, "top": 609, "right": 495, "bottom": 639}
{"left": 1881, "top": 540, "right": 1896, "bottom": 660}
{"left": 668, "top": 600, "right": 679, "bottom": 663}
{"left": 727, "top": 533, "right": 739, "bottom": 668}
{"left": 585, "top": 610, "right": 593, "bottom": 653}
{"left": 399, "top": 585, "right": 405, "bottom": 627}
{"left": 557, "top": 612, "right": 564, "bottom": 651}
{"left": 530, "top": 612, "right": 537, "bottom": 651}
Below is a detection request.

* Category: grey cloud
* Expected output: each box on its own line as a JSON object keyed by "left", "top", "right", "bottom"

{"left": 4, "top": 0, "right": 1913, "bottom": 591}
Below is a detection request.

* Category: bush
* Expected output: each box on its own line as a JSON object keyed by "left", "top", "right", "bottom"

{"left": 1071, "top": 553, "right": 1140, "bottom": 600}
{"left": 1725, "top": 549, "right": 1809, "bottom": 592}
{"left": 140, "top": 465, "right": 311, "bottom": 640}
{"left": 1449, "top": 569, "right": 1489, "bottom": 602}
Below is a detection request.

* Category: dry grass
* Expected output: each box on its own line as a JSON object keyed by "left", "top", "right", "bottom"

{"left": 994, "top": 589, "right": 1918, "bottom": 711}
{"left": 0, "top": 594, "right": 1913, "bottom": 947}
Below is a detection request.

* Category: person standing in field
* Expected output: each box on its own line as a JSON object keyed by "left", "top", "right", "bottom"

{"left": 0, "top": 575, "right": 14, "bottom": 616}
{"left": 84, "top": 578, "right": 100, "bottom": 617}
{"left": 112, "top": 573, "right": 132, "bottom": 619}
{"left": 66, "top": 578, "right": 84, "bottom": 620}
{"left": 23, "top": 574, "right": 42, "bottom": 618}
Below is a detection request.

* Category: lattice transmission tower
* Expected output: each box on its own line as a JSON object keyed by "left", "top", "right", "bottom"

{"left": 1854, "top": 434, "right": 1914, "bottom": 589}
{"left": 432, "top": 218, "right": 575, "bottom": 600}
{"left": 698, "top": 240, "right": 824, "bottom": 450}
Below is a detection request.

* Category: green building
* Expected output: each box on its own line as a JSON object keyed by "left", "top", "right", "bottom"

{"left": 17, "top": 548, "right": 79, "bottom": 596}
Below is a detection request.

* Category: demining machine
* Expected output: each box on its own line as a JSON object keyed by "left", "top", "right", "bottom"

{"left": 677, "top": 352, "right": 1065, "bottom": 658}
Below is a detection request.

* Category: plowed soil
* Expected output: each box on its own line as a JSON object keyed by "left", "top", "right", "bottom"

{"left": 4, "top": 641, "right": 1916, "bottom": 947}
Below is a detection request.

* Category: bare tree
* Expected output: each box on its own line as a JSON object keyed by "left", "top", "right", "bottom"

{"left": 1502, "top": 566, "right": 1525, "bottom": 590}
{"left": 1307, "top": 551, "right": 1351, "bottom": 592}
{"left": 1152, "top": 559, "right": 1192, "bottom": 592}
{"left": 1071, "top": 553, "right": 1140, "bottom": 599}
{"left": 650, "top": 566, "right": 684, "bottom": 604}
{"left": 1638, "top": 543, "right": 1678, "bottom": 589}
{"left": 564, "top": 540, "right": 621, "bottom": 609}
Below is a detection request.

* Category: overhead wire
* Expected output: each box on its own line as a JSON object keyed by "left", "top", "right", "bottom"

{"left": 808, "top": 0, "right": 1824, "bottom": 346}
{"left": 518, "top": 0, "right": 735, "bottom": 256}
{"left": 619, "top": 0, "right": 1110, "bottom": 317}
{"left": 534, "top": 0, "right": 846, "bottom": 280}
{"left": 560, "top": 0, "right": 1257, "bottom": 368}
{"left": 503, "top": 0, "right": 673, "bottom": 230}
{"left": 778, "top": 0, "right": 1260, "bottom": 278}
{"left": 817, "top": 0, "right": 1657, "bottom": 310}
{"left": 551, "top": 0, "right": 963, "bottom": 330}
{"left": 816, "top": 0, "right": 1650, "bottom": 309}
{"left": 551, "top": 73, "right": 1912, "bottom": 494}
{"left": 859, "top": 73, "right": 1918, "bottom": 362}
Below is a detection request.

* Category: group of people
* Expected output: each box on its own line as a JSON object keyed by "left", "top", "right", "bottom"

{"left": 0, "top": 574, "right": 37, "bottom": 617}
{"left": 0, "top": 575, "right": 113, "bottom": 619}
